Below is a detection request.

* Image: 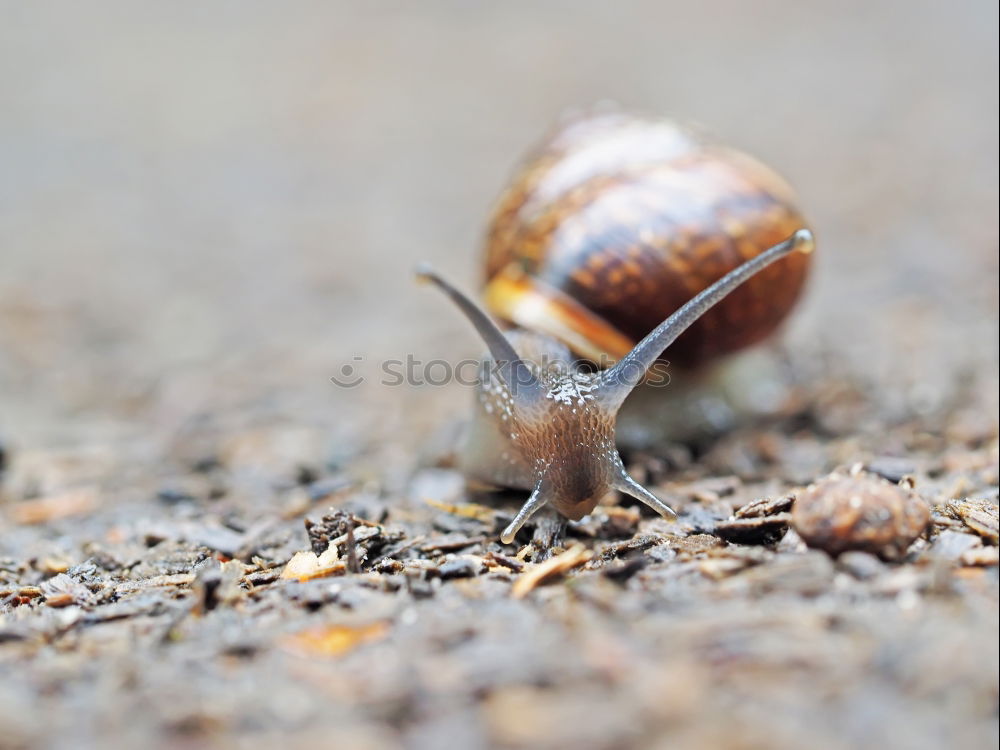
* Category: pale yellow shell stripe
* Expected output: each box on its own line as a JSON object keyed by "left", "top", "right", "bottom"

{"left": 482, "top": 263, "right": 637, "bottom": 363}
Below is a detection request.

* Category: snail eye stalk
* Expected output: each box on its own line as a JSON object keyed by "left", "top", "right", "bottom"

{"left": 596, "top": 229, "right": 815, "bottom": 412}
{"left": 416, "top": 264, "right": 542, "bottom": 403}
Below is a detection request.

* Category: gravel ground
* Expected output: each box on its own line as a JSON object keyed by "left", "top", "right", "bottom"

{"left": 1, "top": 3, "right": 997, "bottom": 749}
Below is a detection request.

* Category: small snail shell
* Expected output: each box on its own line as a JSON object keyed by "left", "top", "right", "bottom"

{"left": 418, "top": 112, "right": 815, "bottom": 544}
{"left": 482, "top": 112, "right": 812, "bottom": 367}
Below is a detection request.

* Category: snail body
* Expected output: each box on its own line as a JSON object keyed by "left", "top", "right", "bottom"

{"left": 419, "top": 112, "right": 814, "bottom": 543}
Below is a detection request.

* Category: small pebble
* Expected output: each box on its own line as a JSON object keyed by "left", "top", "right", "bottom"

{"left": 865, "top": 456, "right": 916, "bottom": 484}
{"left": 436, "top": 558, "right": 480, "bottom": 580}
{"left": 792, "top": 469, "right": 930, "bottom": 560}
{"left": 930, "top": 530, "right": 981, "bottom": 561}
{"left": 836, "top": 551, "right": 886, "bottom": 580}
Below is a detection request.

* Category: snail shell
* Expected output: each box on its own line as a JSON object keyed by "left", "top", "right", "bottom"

{"left": 482, "top": 112, "right": 812, "bottom": 368}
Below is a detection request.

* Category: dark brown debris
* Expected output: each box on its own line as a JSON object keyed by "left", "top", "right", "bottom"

{"left": 483, "top": 551, "right": 524, "bottom": 573}
{"left": 304, "top": 511, "right": 404, "bottom": 571}
{"left": 714, "top": 493, "right": 795, "bottom": 545}
{"left": 435, "top": 557, "right": 483, "bottom": 580}
{"left": 595, "top": 534, "right": 668, "bottom": 561}
{"left": 305, "top": 511, "right": 375, "bottom": 555}
{"left": 714, "top": 513, "right": 791, "bottom": 546}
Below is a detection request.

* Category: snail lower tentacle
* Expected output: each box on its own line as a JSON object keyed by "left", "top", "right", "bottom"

{"left": 500, "top": 480, "right": 547, "bottom": 544}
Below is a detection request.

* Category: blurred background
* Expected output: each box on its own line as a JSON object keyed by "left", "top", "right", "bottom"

{"left": 1, "top": 5, "right": 997, "bottom": 749}
{"left": 1, "top": 0, "right": 997, "bottom": 483}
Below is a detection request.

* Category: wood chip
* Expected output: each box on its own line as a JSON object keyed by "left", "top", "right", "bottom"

{"left": 484, "top": 551, "right": 525, "bottom": 573}
{"left": 595, "top": 534, "right": 665, "bottom": 561}
{"left": 511, "top": 544, "right": 592, "bottom": 599}
{"left": 666, "top": 533, "right": 725, "bottom": 558}
{"left": 947, "top": 499, "right": 999, "bottom": 544}
{"left": 113, "top": 574, "right": 195, "bottom": 595}
{"left": 734, "top": 494, "right": 794, "bottom": 518}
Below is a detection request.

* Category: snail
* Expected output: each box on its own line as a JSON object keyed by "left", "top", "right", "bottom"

{"left": 418, "top": 112, "right": 814, "bottom": 544}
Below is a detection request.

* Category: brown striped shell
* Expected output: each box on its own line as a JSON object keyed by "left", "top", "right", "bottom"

{"left": 483, "top": 112, "right": 813, "bottom": 368}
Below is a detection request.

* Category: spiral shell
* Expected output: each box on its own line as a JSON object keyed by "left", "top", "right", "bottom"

{"left": 482, "top": 112, "right": 813, "bottom": 368}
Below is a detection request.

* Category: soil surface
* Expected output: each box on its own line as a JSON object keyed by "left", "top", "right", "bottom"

{"left": 1, "top": 3, "right": 998, "bottom": 750}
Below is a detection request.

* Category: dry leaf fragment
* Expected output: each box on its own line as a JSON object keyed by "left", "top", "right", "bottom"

{"left": 280, "top": 545, "right": 344, "bottom": 582}
{"left": 424, "top": 497, "right": 497, "bottom": 523}
{"left": 961, "top": 546, "right": 999, "bottom": 567}
{"left": 113, "top": 573, "right": 195, "bottom": 595}
{"left": 281, "top": 622, "right": 389, "bottom": 657}
{"left": 37, "top": 557, "right": 72, "bottom": 575}
{"left": 511, "top": 544, "right": 592, "bottom": 599}
{"left": 45, "top": 593, "right": 75, "bottom": 608}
